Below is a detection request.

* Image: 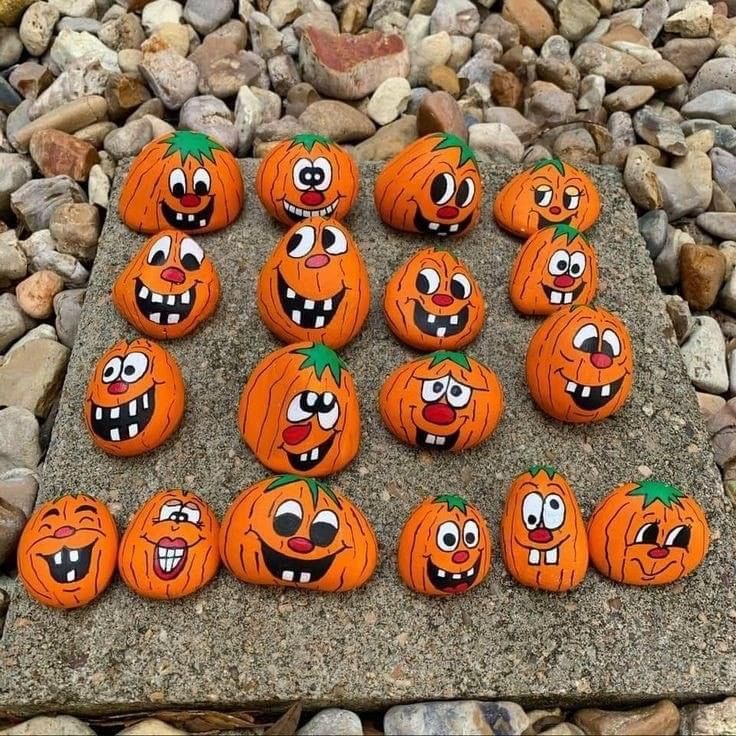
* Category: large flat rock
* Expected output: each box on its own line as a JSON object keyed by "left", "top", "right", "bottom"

{"left": 1, "top": 162, "right": 735, "bottom": 716}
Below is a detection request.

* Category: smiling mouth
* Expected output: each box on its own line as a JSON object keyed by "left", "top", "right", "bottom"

{"left": 135, "top": 278, "right": 195, "bottom": 326}
{"left": 542, "top": 282, "right": 585, "bottom": 306}
{"left": 283, "top": 197, "right": 339, "bottom": 221}
{"left": 414, "top": 208, "right": 472, "bottom": 236}
{"left": 285, "top": 435, "right": 336, "bottom": 471}
{"left": 416, "top": 428, "right": 459, "bottom": 450}
{"left": 160, "top": 198, "right": 214, "bottom": 230}
{"left": 537, "top": 213, "right": 572, "bottom": 228}
{"left": 527, "top": 546, "right": 560, "bottom": 565}
{"left": 152, "top": 537, "right": 188, "bottom": 580}
{"left": 261, "top": 540, "right": 335, "bottom": 584}
{"left": 41, "top": 540, "right": 95, "bottom": 584}
{"left": 413, "top": 301, "right": 469, "bottom": 338}
{"left": 90, "top": 386, "right": 155, "bottom": 442}
{"left": 277, "top": 271, "right": 345, "bottom": 329}
{"left": 563, "top": 375, "right": 624, "bottom": 411}
{"left": 427, "top": 557, "right": 478, "bottom": 593}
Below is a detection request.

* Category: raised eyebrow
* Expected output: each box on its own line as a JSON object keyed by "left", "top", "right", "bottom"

{"left": 41, "top": 508, "right": 61, "bottom": 519}
{"left": 418, "top": 259, "right": 447, "bottom": 272}
{"left": 531, "top": 176, "right": 553, "bottom": 184}
{"left": 76, "top": 504, "right": 98, "bottom": 514}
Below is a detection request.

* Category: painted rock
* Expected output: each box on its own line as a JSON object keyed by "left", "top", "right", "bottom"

{"left": 493, "top": 157, "right": 601, "bottom": 237}
{"left": 118, "top": 489, "right": 220, "bottom": 600}
{"left": 526, "top": 305, "right": 633, "bottom": 423}
{"left": 257, "top": 217, "right": 370, "bottom": 349}
{"left": 384, "top": 247, "right": 485, "bottom": 351}
{"left": 112, "top": 230, "right": 220, "bottom": 340}
{"left": 118, "top": 130, "right": 244, "bottom": 234}
{"left": 397, "top": 494, "right": 492, "bottom": 596}
{"left": 220, "top": 475, "right": 377, "bottom": 592}
{"left": 587, "top": 479, "right": 710, "bottom": 586}
{"left": 500, "top": 465, "right": 588, "bottom": 592}
{"left": 255, "top": 134, "right": 359, "bottom": 225}
{"left": 238, "top": 342, "right": 360, "bottom": 477}
{"left": 379, "top": 350, "right": 504, "bottom": 452}
{"left": 374, "top": 132, "right": 483, "bottom": 238}
{"left": 509, "top": 224, "right": 598, "bottom": 316}
{"left": 17, "top": 494, "right": 118, "bottom": 609}
{"left": 84, "top": 338, "right": 185, "bottom": 457}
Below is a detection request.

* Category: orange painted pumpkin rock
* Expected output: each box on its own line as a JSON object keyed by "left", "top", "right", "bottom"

{"left": 17, "top": 494, "right": 118, "bottom": 609}
{"left": 255, "top": 134, "right": 359, "bottom": 224}
{"left": 84, "top": 338, "right": 185, "bottom": 457}
{"left": 397, "top": 494, "right": 492, "bottom": 596}
{"left": 257, "top": 217, "right": 370, "bottom": 349}
{"left": 119, "top": 130, "right": 244, "bottom": 234}
{"left": 112, "top": 230, "right": 220, "bottom": 340}
{"left": 374, "top": 133, "right": 483, "bottom": 238}
{"left": 509, "top": 224, "right": 598, "bottom": 316}
{"left": 238, "top": 342, "right": 360, "bottom": 476}
{"left": 526, "top": 305, "right": 633, "bottom": 424}
{"left": 379, "top": 350, "right": 504, "bottom": 452}
{"left": 493, "top": 158, "right": 601, "bottom": 237}
{"left": 500, "top": 465, "right": 588, "bottom": 592}
{"left": 587, "top": 480, "right": 710, "bottom": 586}
{"left": 384, "top": 247, "right": 485, "bottom": 351}
{"left": 118, "top": 489, "right": 220, "bottom": 600}
{"left": 221, "top": 475, "right": 377, "bottom": 592}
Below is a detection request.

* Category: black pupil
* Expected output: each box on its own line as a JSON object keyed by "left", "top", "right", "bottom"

{"left": 557, "top": 260, "right": 567, "bottom": 271}
{"left": 310, "top": 520, "right": 337, "bottom": 547}
{"left": 450, "top": 278, "right": 466, "bottom": 299}
{"left": 527, "top": 515, "right": 537, "bottom": 525}
{"left": 668, "top": 527, "right": 690, "bottom": 549}
{"left": 150, "top": 250, "right": 166, "bottom": 266}
{"left": 287, "top": 233, "right": 304, "bottom": 254}
{"left": 570, "top": 264, "right": 580, "bottom": 275}
{"left": 194, "top": 180, "right": 208, "bottom": 195}
{"left": 550, "top": 499, "right": 559, "bottom": 509}
{"left": 104, "top": 366, "right": 115, "bottom": 378}
{"left": 433, "top": 381, "right": 443, "bottom": 394}
{"left": 416, "top": 273, "right": 432, "bottom": 294}
{"left": 172, "top": 182, "right": 185, "bottom": 197}
{"left": 299, "top": 392, "right": 333, "bottom": 415}
{"left": 450, "top": 386, "right": 462, "bottom": 397}
{"left": 443, "top": 533, "right": 455, "bottom": 547}
{"left": 322, "top": 228, "right": 336, "bottom": 249}
{"left": 431, "top": 174, "right": 451, "bottom": 204}
{"left": 564, "top": 192, "right": 578, "bottom": 208}
{"left": 580, "top": 336, "right": 598, "bottom": 353}
{"left": 641, "top": 523, "right": 659, "bottom": 545}
{"left": 123, "top": 365, "right": 135, "bottom": 377}
{"left": 465, "top": 532, "right": 476, "bottom": 545}
{"left": 535, "top": 189, "right": 550, "bottom": 205}
{"left": 456, "top": 179, "right": 470, "bottom": 206}
{"left": 299, "top": 166, "right": 324, "bottom": 187}
{"left": 170, "top": 511, "right": 189, "bottom": 523}
{"left": 181, "top": 254, "right": 200, "bottom": 271}
{"left": 274, "top": 512, "right": 301, "bottom": 537}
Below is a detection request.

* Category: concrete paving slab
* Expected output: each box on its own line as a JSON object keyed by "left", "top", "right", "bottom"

{"left": 1, "top": 161, "right": 735, "bottom": 716}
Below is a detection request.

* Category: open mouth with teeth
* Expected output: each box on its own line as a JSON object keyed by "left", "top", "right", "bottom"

{"left": 427, "top": 557, "right": 478, "bottom": 593}
{"left": 537, "top": 213, "right": 572, "bottom": 229}
{"left": 526, "top": 546, "right": 560, "bottom": 565}
{"left": 285, "top": 435, "right": 336, "bottom": 471}
{"left": 542, "top": 282, "right": 586, "bottom": 306}
{"left": 563, "top": 375, "right": 625, "bottom": 411}
{"left": 90, "top": 386, "right": 155, "bottom": 442}
{"left": 153, "top": 537, "right": 188, "bottom": 580}
{"left": 414, "top": 208, "right": 473, "bottom": 237}
{"left": 416, "top": 428, "right": 459, "bottom": 450}
{"left": 277, "top": 272, "right": 345, "bottom": 329}
{"left": 41, "top": 540, "right": 95, "bottom": 584}
{"left": 282, "top": 198, "right": 339, "bottom": 221}
{"left": 262, "top": 541, "right": 335, "bottom": 584}
{"left": 160, "top": 198, "right": 214, "bottom": 230}
{"left": 135, "top": 278, "right": 195, "bottom": 326}
{"left": 413, "top": 301, "right": 468, "bottom": 338}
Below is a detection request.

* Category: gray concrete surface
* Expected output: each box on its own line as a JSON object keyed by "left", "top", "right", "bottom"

{"left": 1, "top": 161, "right": 734, "bottom": 716}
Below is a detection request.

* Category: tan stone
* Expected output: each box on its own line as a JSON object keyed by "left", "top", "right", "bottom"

{"left": 15, "top": 270, "right": 64, "bottom": 320}
{"left": 502, "top": 0, "right": 555, "bottom": 48}
{"left": 428, "top": 64, "right": 461, "bottom": 96}
{"left": 573, "top": 700, "right": 680, "bottom": 736}
{"left": 680, "top": 243, "right": 726, "bottom": 311}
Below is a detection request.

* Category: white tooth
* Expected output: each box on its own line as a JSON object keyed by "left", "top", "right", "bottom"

{"left": 323, "top": 298, "right": 332, "bottom": 311}
{"left": 142, "top": 392, "right": 149, "bottom": 409}
{"left": 110, "top": 428, "right": 121, "bottom": 441}
{"left": 291, "top": 310, "right": 301, "bottom": 324}
{"left": 436, "top": 327, "right": 447, "bottom": 337}
{"left": 282, "top": 570, "right": 295, "bottom": 582}
{"left": 167, "top": 314, "right": 180, "bottom": 324}
{"left": 181, "top": 291, "right": 190, "bottom": 305}
{"left": 304, "top": 299, "right": 315, "bottom": 310}
{"left": 435, "top": 436, "right": 446, "bottom": 446}
{"left": 128, "top": 423, "right": 138, "bottom": 438}
{"left": 95, "top": 408, "right": 102, "bottom": 421}
{"left": 167, "top": 295, "right": 176, "bottom": 306}
{"left": 564, "top": 292, "right": 573, "bottom": 304}
{"left": 429, "top": 222, "right": 439, "bottom": 231}
{"left": 188, "top": 214, "right": 195, "bottom": 222}
{"left": 300, "top": 453, "right": 308, "bottom": 462}
{"left": 157, "top": 548, "right": 167, "bottom": 558}
{"left": 54, "top": 552, "right": 62, "bottom": 565}
{"left": 566, "top": 381, "right": 577, "bottom": 393}
{"left": 529, "top": 549, "right": 541, "bottom": 565}
{"left": 199, "top": 219, "right": 206, "bottom": 227}
{"left": 437, "top": 569, "right": 446, "bottom": 578}
{"left": 550, "top": 291, "right": 562, "bottom": 305}
{"left": 110, "top": 407, "right": 120, "bottom": 419}
{"left": 299, "top": 572, "right": 311, "bottom": 583}
{"left": 66, "top": 570, "right": 76, "bottom": 582}
{"left": 176, "top": 213, "right": 183, "bottom": 221}
{"left": 296, "top": 207, "right": 304, "bottom": 217}
{"left": 449, "top": 224, "right": 459, "bottom": 232}
{"left": 581, "top": 386, "right": 591, "bottom": 398}
{"left": 287, "top": 288, "right": 296, "bottom": 298}
{"left": 426, "top": 434, "right": 436, "bottom": 445}
{"left": 467, "top": 567, "right": 474, "bottom": 577}
{"left": 166, "top": 549, "right": 176, "bottom": 558}
{"left": 449, "top": 315, "right": 459, "bottom": 325}
{"left": 151, "top": 293, "right": 163, "bottom": 304}
{"left": 139, "top": 286, "right": 149, "bottom": 299}
{"left": 69, "top": 550, "right": 79, "bottom": 563}
{"left": 452, "top": 573, "right": 461, "bottom": 580}
{"left": 601, "top": 384, "right": 611, "bottom": 397}
{"left": 546, "top": 548, "right": 559, "bottom": 564}
{"left": 427, "top": 314, "right": 436, "bottom": 324}
{"left": 314, "top": 315, "right": 325, "bottom": 328}
{"left": 310, "top": 447, "right": 319, "bottom": 461}
{"left": 149, "top": 313, "right": 161, "bottom": 323}
{"left": 128, "top": 399, "right": 137, "bottom": 416}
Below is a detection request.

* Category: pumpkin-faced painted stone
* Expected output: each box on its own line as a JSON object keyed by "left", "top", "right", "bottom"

{"left": 384, "top": 247, "right": 485, "bottom": 351}
{"left": 397, "top": 494, "right": 492, "bottom": 596}
{"left": 257, "top": 217, "right": 370, "bottom": 349}
{"left": 374, "top": 133, "right": 483, "bottom": 238}
{"left": 255, "top": 134, "right": 359, "bottom": 225}
{"left": 119, "top": 130, "right": 244, "bottom": 234}
{"left": 221, "top": 475, "right": 377, "bottom": 592}
{"left": 526, "top": 305, "right": 633, "bottom": 424}
{"left": 112, "top": 230, "right": 220, "bottom": 340}
{"left": 118, "top": 489, "right": 220, "bottom": 599}
{"left": 238, "top": 342, "right": 360, "bottom": 477}
{"left": 493, "top": 158, "right": 601, "bottom": 237}
{"left": 587, "top": 480, "right": 710, "bottom": 586}
{"left": 84, "top": 338, "right": 185, "bottom": 457}
{"left": 509, "top": 224, "right": 598, "bottom": 316}
{"left": 379, "top": 350, "right": 504, "bottom": 452}
{"left": 17, "top": 494, "right": 118, "bottom": 609}
{"left": 500, "top": 465, "right": 588, "bottom": 592}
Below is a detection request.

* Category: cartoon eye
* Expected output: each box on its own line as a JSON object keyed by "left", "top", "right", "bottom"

{"left": 312, "top": 157, "right": 333, "bottom": 192}
{"left": 430, "top": 172, "right": 455, "bottom": 205}
{"left": 180, "top": 237, "right": 204, "bottom": 271}
{"left": 121, "top": 352, "right": 149, "bottom": 383}
{"left": 463, "top": 519, "right": 480, "bottom": 548}
{"left": 274, "top": 500, "right": 303, "bottom": 537}
{"left": 147, "top": 234, "right": 172, "bottom": 266}
{"left": 635, "top": 522, "right": 660, "bottom": 544}
{"left": 569, "top": 252, "right": 586, "bottom": 277}
{"left": 572, "top": 323, "right": 599, "bottom": 353}
{"left": 601, "top": 329, "right": 621, "bottom": 358}
{"left": 456, "top": 177, "right": 475, "bottom": 208}
{"left": 311, "top": 509, "right": 339, "bottom": 547}
{"left": 286, "top": 225, "right": 316, "bottom": 258}
{"left": 450, "top": 274, "right": 471, "bottom": 299}
{"left": 180, "top": 503, "right": 201, "bottom": 525}
{"left": 159, "top": 500, "right": 181, "bottom": 521}
{"left": 665, "top": 525, "right": 690, "bottom": 549}
{"left": 322, "top": 226, "right": 347, "bottom": 255}
{"left": 317, "top": 392, "right": 339, "bottom": 430}
{"left": 168, "top": 168, "right": 186, "bottom": 198}
{"left": 534, "top": 185, "right": 553, "bottom": 207}
{"left": 542, "top": 494, "right": 565, "bottom": 530}
{"left": 416, "top": 268, "right": 440, "bottom": 294}
{"left": 192, "top": 168, "right": 211, "bottom": 196}
{"left": 287, "top": 392, "right": 317, "bottom": 422}
{"left": 522, "top": 492, "right": 544, "bottom": 529}
{"left": 563, "top": 186, "right": 581, "bottom": 210}
{"left": 101, "top": 356, "right": 122, "bottom": 383}
{"left": 293, "top": 158, "right": 313, "bottom": 191}
{"left": 421, "top": 376, "right": 449, "bottom": 402}
{"left": 446, "top": 378, "right": 472, "bottom": 408}
{"left": 437, "top": 520, "right": 460, "bottom": 551}
{"left": 548, "top": 249, "right": 570, "bottom": 276}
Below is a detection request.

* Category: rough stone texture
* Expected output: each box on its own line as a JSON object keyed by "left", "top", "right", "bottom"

{"left": 0, "top": 162, "right": 732, "bottom": 714}
{"left": 573, "top": 700, "right": 680, "bottom": 735}
{"left": 680, "top": 697, "right": 736, "bottom": 735}
{"left": 298, "top": 709, "right": 363, "bottom": 735}
{"left": 0, "top": 407, "right": 41, "bottom": 475}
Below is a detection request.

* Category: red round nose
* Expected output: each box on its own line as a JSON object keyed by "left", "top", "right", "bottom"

{"left": 529, "top": 528, "right": 553, "bottom": 544}
{"left": 54, "top": 526, "right": 75, "bottom": 538}
{"left": 452, "top": 550, "right": 469, "bottom": 564}
{"left": 287, "top": 536, "right": 314, "bottom": 554}
{"left": 107, "top": 380, "right": 128, "bottom": 395}
{"left": 549, "top": 206, "right": 562, "bottom": 215}
{"left": 422, "top": 403, "right": 456, "bottom": 425}
{"left": 648, "top": 547, "right": 669, "bottom": 559}
{"left": 591, "top": 352, "right": 613, "bottom": 369}
{"left": 305, "top": 254, "right": 330, "bottom": 269}
{"left": 282, "top": 423, "right": 311, "bottom": 446}
{"left": 432, "top": 293, "right": 454, "bottom": 307}
{"left": 179, "top": 193, "right": 201, "bottom": 208}
{"left": 437, "top": 205, "right": 459, "bottom": 219}
{"left": 300, "top": 191, "right": 324, "bottom": 207}
{"left": 161, "top": 267, "right": 185, "bottom": 284}
{"left": 553, "top": 274, "right": 575, "bottom": 288}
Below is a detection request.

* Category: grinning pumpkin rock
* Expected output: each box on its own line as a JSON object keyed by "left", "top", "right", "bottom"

{"left": 17, "top": 494, "right": 118, "bottom": 609}
{"left": 255, "top": 134, "right": 359, "bottom": 225}
{"left": 238, "top": 342, "right": 360, "bottom": 477}
{"left": 119, "top": 130, "right": 244, "bottom": 234}
{"left": 500, "top": 465, "right": 588, "bottom": 592}
{"left": 509, "top": 224, "right": 598, "bottom": 316}
{"left": 257, "top": 217, "right": 370, "bottom": 349}
{"left": 526, "top": 305, "right": 633, "bottom": 423}
{"left": 112, "top": 230, "right": 220, "bottom": 340}
{"left": 493, "top": 157, "right": 601, "bottom": 237}
{"left": 84, "top": 338, "right": 185, "bottom": 457}
{"left": 220, "top": 475, "right": 378, "bottom": 592}
{"left": 397, "top": 494, "right": 492, "bottom": 596}
{"left": 374, "top": 132, "right": 483, "bottom": 238}
{"left": 587, "top": 479, "right": 710, "bottom": 586}
{"left": 118, "top": 489, "right": 220, "bottom": 600}
{"left": 384, "top": 247, "right": 485, "bottom": 351}
{"left": 379, "top": 350, "right": 504, "bottom": 452}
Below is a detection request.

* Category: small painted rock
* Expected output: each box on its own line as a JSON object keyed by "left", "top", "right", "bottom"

{"left": 238, "top": 342, "right": 360, "bottom": 477}
{"left": 526, "top": 305, "right": 633, "bottom": 424}
{"left": 84, "top": 338, "right": 185, "bottom": 457}
{"left": 384, "top": 247, "right": 485, "bottom": 351}
{"left": 379, "top": 350, "right": 504, "bottom": 452}
{"left": 221, "top": 475, "right": 377, "bottom": 592}
{"left": 509, "top": 224, "right": 598, "bottom": 316}
{"left": 587, "top": 479, "right": 710, "bottom": 586}
{"left": 17, "top": 494, "right": 118, "bottom": 609}
{"left": 255, "top": 134, "right": 359, "bottom": 225}
{"left": 374, "top": 132, "right": 483, "bottom": 238}
{"left": 112, "top": 230, "right": 220, "bottom": 339}
{"left": 500, "top": 465, "right": 588, "bottom": 592}
{"left": 118, "top": 130, "right": 244, "bottom": 234}
{"left": 118, "top": 489, "right": 220, "bottom": 600}
{"left": 397, "top": 494, "right": 492, "bottom": 596}
{"left": 493, "top": 157, "right": 601, "bottom": 237}
{"left": 257, "top": 217, "right": 370, "bottom": 349}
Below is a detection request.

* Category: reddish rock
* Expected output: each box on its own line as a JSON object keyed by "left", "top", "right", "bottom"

{"left": 680, "top": 243, "right": 726, "bottom": 311}
{"left": 501, "top": 0, "right": 555, "bottom": 48}
{"left": 104, "top": 74, "right": 152, "bottom": 121}
{"left": 8, "top": 62, "right": 54, "bottom": 100}
{"left": 417, "top": 90, "right": 467, "bottom": 140}
{"left": 28, "top": 129, "right": 100, "bottom": 182}
{"left": 491, "top": 69, "right": 523, "bottom": 108}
